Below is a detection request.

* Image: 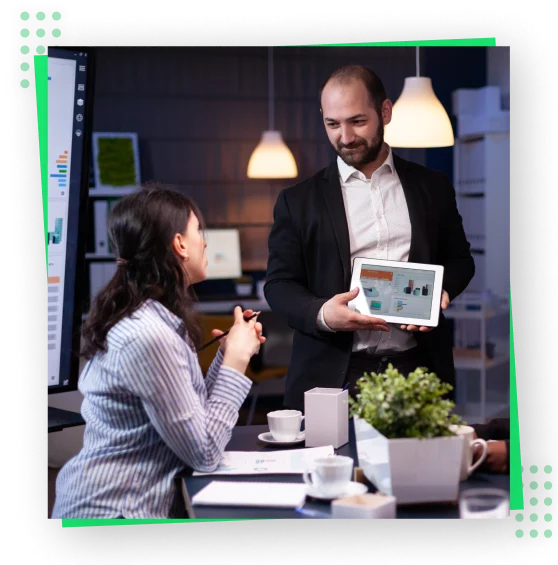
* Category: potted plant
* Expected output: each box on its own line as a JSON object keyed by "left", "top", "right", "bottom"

{"left": 349, "top": 364, "right": 465, "bottom": 505}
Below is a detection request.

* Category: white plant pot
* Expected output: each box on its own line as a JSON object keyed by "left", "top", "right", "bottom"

{"left": 353, "top": 416, "right": 463, "bottom": 505}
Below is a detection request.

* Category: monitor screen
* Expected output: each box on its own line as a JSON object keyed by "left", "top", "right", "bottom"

{"left": 48, "top": 47, "right": 95, "bottom": 393}
{"left": 204, "top": 228, "right": 242, "bottom": 280}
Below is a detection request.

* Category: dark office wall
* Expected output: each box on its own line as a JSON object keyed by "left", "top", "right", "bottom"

{"left": 424, "top": 47, "right": 487, "bottom": 179}
{"left": 92, "top": 46, "right": 485, "bottom": 269}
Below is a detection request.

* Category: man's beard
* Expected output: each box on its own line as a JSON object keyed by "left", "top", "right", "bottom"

{"left": 335, "top": 122, "right": 384, "bottom": 167}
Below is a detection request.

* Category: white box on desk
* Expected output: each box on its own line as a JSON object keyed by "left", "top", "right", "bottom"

{"left": 304, "top": 387, "right": 348, "bottom": 449}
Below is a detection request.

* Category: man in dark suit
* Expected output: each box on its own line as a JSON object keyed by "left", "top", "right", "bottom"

{"left": 264, "top": 65, "right": 474, "bottom": 411}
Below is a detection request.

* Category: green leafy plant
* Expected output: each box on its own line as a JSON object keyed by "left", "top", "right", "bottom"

{"left": 349, "top": 364, "right": 465, "bottom": 439}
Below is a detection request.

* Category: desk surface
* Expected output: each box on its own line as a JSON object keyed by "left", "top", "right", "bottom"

{"left": 183, "top": 425, "right": 509, "bottom": 519}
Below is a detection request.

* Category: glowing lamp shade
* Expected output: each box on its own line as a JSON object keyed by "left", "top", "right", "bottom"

{"left": 247, "top": 130, "right": 298, "bottom": 179}
{"left": 384, "top": 77, "right": 454, "bottom": 148}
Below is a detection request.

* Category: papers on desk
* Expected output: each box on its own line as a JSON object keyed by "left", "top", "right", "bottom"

{"left": 191, "top": 481, "right": 308, "bottom": 508}
{"left": 192, "top": 445, "right": 334, "bottom": 476}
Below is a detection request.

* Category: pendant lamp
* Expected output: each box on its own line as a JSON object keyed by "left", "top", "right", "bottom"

{"left": 384, "top": 47, "right": 454, "bottom": 148}
{"left": 247, "top": 47, "right": 298, "bottom": 178}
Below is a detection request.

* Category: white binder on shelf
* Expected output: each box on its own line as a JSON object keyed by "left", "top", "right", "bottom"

{"left": 93, "top": 200, "right": 109, "bottom": 255}
{"left": 89, "top": 262, "right": 117, "bottom": 304}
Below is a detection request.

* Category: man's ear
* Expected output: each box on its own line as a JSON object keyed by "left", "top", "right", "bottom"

{"left": 381, "top": 99, "right": 393, "bottom": 126}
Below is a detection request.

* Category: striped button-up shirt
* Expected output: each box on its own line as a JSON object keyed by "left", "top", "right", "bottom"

{"left": 52, "top": 299, "right": 252, "bottom": 518}
{"left": 318, "top": 148, "right": 416, "bottom": 354}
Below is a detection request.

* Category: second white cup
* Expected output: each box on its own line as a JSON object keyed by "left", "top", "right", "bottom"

{"left": 267, "top": 409, "right": 305, "bottom": 442}
{"left": 303, "top": 455, "right": 354, "bottom": 498}
{"left": 450, "top": 424, "right": 489, "bottom": 481}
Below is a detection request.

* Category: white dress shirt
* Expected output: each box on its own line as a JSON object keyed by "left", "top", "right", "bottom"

{"left": 317, "top": 146, "right": 417, "bottom": 354}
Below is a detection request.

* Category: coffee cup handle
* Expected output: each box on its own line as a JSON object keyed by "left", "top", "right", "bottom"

{"left": 303, "top": 468, "right": 313, "bottom": 488}
{"left": 300, "top": 415, "right": 305, "bottom": 433}
{"left": 469, "top": 439, "right": 488, "bottom": 474}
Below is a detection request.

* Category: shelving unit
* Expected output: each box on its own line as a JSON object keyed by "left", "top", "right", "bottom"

{"left": 84, "top": 183, "right": 139, "bottom": 314}
{"left": 446, "top": 294, "right": 509, "bottom": 423}
{"left": 451, "top": 86, "right": 510, "bottom": 424}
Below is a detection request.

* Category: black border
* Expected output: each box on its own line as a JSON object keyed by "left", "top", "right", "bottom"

{"left": 48, "top": 47, "right": 96, "bottom": 394}
{"left": 5, "top": 7, "right": 558, "bottom": 564}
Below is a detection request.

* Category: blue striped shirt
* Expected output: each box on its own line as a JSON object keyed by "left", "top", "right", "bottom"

{"left": 52, "top": 299, "right": 252, "bottom": 518}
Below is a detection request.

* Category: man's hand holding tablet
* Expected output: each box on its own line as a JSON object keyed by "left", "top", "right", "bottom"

{"left": 347, "top": 258, "right": 445, "bottom": 329}
{"left": 400, "top": 290, "right": 450, "bottom": 333}
{"left": 322, "top": 287, "right": 390, "bottom": 332}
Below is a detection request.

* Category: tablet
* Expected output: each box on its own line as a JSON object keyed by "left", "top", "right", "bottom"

{"left": 348, "top": 258, "right": 444, "bottom": 327}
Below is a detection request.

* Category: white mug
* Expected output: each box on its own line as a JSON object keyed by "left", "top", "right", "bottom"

{"left": 303, "top": 455, "right": 353, "bottom": 498}
{"left": 267, "top": 410, "right": 305, "bottom": 442}
{"left": 450, "top": 425, "right": 488, "bottom": 481}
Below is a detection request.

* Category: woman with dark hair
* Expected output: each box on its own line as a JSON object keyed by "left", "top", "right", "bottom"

{"left": 53, "top": 185, "right": 264, "bottom": 518}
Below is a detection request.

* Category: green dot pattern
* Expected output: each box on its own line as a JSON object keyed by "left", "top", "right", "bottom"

{"left": 19, "top": 12, "right": 61, "bottom": 88}
{"left": 516, "top": 465, "right": 553, "bottom": 539}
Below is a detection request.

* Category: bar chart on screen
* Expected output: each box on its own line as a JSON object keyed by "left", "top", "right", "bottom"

{"left": 49, "top": 149, "right": 70, "bottom": 196}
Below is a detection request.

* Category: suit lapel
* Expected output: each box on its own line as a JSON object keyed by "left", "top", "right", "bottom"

{"left": 394, "top": 155, "right": 430, "bottom": 263}
{"left": 322, "top": 162, "right": 352, "bottom": 288}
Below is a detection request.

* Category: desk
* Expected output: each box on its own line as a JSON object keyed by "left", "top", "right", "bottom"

{"left": 182, "top": 425, "right": 509, "bottom": 519}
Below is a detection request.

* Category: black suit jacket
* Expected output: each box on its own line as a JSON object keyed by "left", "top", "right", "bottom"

{"left": 264, "top": 155, "right": 475, "bottom": 411}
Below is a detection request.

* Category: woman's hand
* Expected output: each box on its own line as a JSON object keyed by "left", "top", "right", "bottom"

{"left": 221, "top": 307, "right": 266, "bottom": 374}
{"left": 211, "top": 309, "right": 265, "bottom": 354}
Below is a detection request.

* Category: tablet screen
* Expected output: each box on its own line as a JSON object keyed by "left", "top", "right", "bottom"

{"left": 360, "top": 263, "right": 436, "bottom": 321}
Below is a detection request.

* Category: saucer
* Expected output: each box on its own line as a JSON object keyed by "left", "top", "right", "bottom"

{"left": 257, "top": 431, "right": 305, "bottom": 446}
{"left": 306, "top": 481, "right": 368, "bottom": 501}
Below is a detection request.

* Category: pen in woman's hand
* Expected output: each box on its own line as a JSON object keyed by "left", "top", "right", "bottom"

{"left": 197, "top": 311, "right": 260, "bottom": 352}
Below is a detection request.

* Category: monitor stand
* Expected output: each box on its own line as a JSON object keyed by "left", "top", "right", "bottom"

{"left": 48, "top": 407, "right": 85, "bottom": 433}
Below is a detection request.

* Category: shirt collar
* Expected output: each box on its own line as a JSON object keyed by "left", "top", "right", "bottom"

{"left": 337, "top": 144, "right": 395, "bottom": 183}
{"left": 147, "top": 299, "right": 186, "bottom": 335}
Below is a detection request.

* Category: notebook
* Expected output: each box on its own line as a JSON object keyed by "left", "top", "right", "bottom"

{"left": 191, "top": 481, "right": 308, "bottom": 508}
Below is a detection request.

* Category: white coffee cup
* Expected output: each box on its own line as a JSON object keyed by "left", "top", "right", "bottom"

{"left": 303, "top": 455, "right": 354, "bottom": 498}
{"left": 267, "top": 410, "right": 305, "bottom": 442}
{"left": 450, "top": 425, "right": 488, "bottom": 481}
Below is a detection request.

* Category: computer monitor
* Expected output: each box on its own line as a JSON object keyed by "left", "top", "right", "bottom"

{"left": 47, "top": 47, "right": 95, "bottom": 394}
{"left": 204, "top": 228, "right": 242, "bottom": 280}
